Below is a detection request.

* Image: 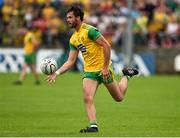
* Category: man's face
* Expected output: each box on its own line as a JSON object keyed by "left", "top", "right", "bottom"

{"left": 66, "top": 11, "right": 78, "bottom": 28}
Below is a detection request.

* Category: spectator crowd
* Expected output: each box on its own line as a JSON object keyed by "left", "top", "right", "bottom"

{"left": 0, "top": 0, "right": 179, "bottom": 50}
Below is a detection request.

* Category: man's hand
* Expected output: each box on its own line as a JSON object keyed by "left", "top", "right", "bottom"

{"left": 46, "top": 73, "right": 57, "bottom": 83}
{"left": 101, "top": 67, "right": 111, "bottom": 83}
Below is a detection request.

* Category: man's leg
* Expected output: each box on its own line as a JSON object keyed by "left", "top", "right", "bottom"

{"left": 30, "top": 64, "right": 40, "bottom": 85}
{"left": 20, "top": 64, "right": 28, "bottom": 81}
{"left": 14, "top": 64, "right": 28, "bottom": 85}
{"left": 105, "top": 77, "right": 128, "bottom": 102}
{"left": 80, "top": 78, "right": 99, "bottom": 133}
{"left": 105, "top": 68, "right": 138, "bottom": 102}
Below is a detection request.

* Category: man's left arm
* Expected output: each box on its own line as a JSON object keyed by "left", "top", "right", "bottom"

{"left": 32, "top": 36, "right": 40, "bottom": 51}
{"left": 95, "top": 35, "right": 111, "bottom": 70}
{"left": 95, "top": 35, "right": 111, "bottom": 83}
{"left": 88, "top": 27, "right": 111, "bottom": 82}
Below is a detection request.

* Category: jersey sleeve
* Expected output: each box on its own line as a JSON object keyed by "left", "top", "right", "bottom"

{"left": 69, "top": 43, "right": 78, "bottom": 51}
{"left": 88, "top": 27, "right": 101, "bottom": 41}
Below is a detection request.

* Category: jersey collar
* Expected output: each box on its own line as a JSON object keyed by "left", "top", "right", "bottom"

{"left": 76, "top": 22, "right": 85, "bottom": 33}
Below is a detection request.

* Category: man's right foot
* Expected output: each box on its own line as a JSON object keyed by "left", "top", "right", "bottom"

{"left": 79, "top": 126, "right": 98, "bottom": 133}
{"left": 122, "top": 68, "right": 139, "bottom": 77}
{"left": 13, "top": 80, "right": 22, "bottom": 85}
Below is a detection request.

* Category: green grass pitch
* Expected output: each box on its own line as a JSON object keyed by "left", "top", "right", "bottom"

{"left": 0, "top": 73, "right": 180, "bottom": 137}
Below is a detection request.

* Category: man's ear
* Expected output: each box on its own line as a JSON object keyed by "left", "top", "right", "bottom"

{"left": 76, "top": 16, "right": 81, "bottom": 21}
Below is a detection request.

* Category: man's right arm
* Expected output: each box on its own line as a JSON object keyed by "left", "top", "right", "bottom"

{"left": 55, "top": 50, "right": 79, "bottom": 75}
{"left": 46, "top": 50, "right": 79, "bottom": 83}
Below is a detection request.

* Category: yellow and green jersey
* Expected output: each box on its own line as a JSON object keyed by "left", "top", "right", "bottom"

{"left": 24, "top": 31, "right": 36, "bottom": 55}
{"left": 69, "top": 23, "right": 111, "bottom": 72}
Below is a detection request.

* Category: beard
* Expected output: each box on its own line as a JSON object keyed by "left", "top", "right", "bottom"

{"left": 68, "top": 20, "right": 78, "bottom": 29}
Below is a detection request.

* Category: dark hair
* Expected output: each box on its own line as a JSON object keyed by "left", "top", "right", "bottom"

{"left": 67, "top": 6, "right": 84, "bottom": 21}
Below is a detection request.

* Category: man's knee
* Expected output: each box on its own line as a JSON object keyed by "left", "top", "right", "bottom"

{"left": 84, "top": 95, "right": 93, "bottom": 104}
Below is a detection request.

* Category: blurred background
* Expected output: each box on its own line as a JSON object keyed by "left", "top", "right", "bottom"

{"left": 0, "top": 0, "right": 180, "bottom": 75}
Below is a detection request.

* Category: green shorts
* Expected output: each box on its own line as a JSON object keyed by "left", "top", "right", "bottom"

{"left": 83, "top": 67, "right": 115, "bottom": 84}
{"left": 24, "top": 53, "right": 36, "bottom": 64}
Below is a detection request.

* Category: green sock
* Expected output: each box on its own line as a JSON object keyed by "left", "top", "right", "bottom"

{"left": 123, "top": 75, "right": 130, "bottom": 80}
{"left": 89, "top": 120, "right": 98, "bottom": 127}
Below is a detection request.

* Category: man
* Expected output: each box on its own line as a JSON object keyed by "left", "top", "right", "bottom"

{"left": 14, "top": 25, "right": 40, "bottom": 85}
{"left": 46, "top": 6, "right": 138, "bottom": 133}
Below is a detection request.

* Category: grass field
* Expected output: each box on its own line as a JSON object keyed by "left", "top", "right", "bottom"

{"left": 0, "top": 73, "right": 180, "bottom": 137}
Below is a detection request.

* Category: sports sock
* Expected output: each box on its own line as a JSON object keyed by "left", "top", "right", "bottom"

{"left": 89, "top": 120, "right": 98, "bottom": 128}
{"left": 123, "top": 75, "right": 130, "bottom": 80}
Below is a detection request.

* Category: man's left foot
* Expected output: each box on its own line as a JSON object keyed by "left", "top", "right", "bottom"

{"left": 35, "top": 80, "right": 40, "bottom": 85}
{"left": 13, "top": 80, "right": 22, "bottom": 85}
{"left": 79, "top": 127, "right": 98, "bottom": 133}
{"left": 122, "top": 68, "right": 139, "bottom": 77}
